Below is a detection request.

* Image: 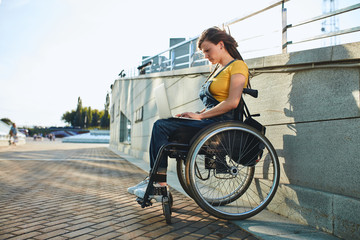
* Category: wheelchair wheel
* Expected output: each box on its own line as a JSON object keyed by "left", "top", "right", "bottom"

{"left": 176, "top": 158, "right": 193, "bottom": 198}
{"left": 185, "top": 121, "right": 280, "bottom": 220}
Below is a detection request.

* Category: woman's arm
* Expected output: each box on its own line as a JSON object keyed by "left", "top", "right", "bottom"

{"left": 176, "top": 108, "right": 206, "bottom": 118}
{"left": 197, "top": 108, "right": 206, "bottom": 114}
{"left": 180, "top": 73, "right": 246, "bottom": 120}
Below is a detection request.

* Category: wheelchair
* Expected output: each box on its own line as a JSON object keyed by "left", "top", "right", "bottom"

{"left": 136, "top": 88, "right": 280, "bottom": 224}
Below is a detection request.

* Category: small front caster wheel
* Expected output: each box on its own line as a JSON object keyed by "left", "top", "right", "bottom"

{"left": 162, "top": 196, "right": 172, "bottom": 224}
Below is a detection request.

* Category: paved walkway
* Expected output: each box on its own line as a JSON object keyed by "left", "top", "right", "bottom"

{"left": 0, "top": 140, "right": 258, "bottom": 240}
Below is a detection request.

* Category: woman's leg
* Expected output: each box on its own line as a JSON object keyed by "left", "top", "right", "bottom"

{"left": 128, "top": 119, "right": 182, "bottom": 194}
{"left": 149, "top": 119, "right": 179, "bottom": 171}
{"left": 149, "top": 118, "right": 216, "bottom": 172}
{"left": 129, "top": 118, "right": 215, "bottom": 196}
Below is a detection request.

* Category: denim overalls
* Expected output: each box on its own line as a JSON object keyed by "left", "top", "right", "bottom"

{"left": 198, "top": 73, "right": 235, "bottom": 122}
{"left": 149, "top": 62, "right": 236, "bottom": 170}
{"left": 199, "top": 60, "right": 236, "bottom": 121}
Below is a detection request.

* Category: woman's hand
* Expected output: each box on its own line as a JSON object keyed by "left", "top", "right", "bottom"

{"left": 175, "top": 112, "right": 202, "bottom": 120}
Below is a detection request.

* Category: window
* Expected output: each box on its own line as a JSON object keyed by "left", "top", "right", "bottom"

{"left": 119, "top": 112, "right": 131, "bottom": 143}
{"left": 135, "top": 106, "right": 143, "bottom": 123}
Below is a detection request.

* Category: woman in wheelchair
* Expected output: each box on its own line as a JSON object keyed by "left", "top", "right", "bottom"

{"left": 128, "top": 27, "right": 249, "bottom": 201}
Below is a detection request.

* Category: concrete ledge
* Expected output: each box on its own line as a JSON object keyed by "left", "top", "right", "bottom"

{"left": 269, "top": 184, "right": 360, "bottom": 239}
{"left": 332, "top": 42, "right": 360, "bottom": 61}
{"left": 117, "top": 64, "right": 213, "bottom": 81}
{"left": 334, "top": 195, "right": 360, "bottom": 239}
{"left": 234, "top": 210, "right": 341, "bottom": 240}
{"left": 247, "top": 42, "right": 360, "bottom": 69}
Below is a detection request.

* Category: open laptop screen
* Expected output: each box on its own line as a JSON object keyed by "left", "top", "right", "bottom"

{"left": 154, "top": 83, "right": 172, "bottom": 119}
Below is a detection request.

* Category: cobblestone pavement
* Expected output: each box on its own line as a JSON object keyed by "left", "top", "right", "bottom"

{"left": 0, "top": 140, "right": 258, "bottom": 240}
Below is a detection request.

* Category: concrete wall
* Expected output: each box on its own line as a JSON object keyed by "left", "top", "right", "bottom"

{"left": 110, "top": 42, "right": 360, "bottom": 239}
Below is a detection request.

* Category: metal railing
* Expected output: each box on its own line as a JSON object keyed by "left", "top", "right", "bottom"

{"left": 282, "top": 2, "right": 360, "bottom": 52}
{"left": 126, "top": 0, "right": 360, "bottom": 77}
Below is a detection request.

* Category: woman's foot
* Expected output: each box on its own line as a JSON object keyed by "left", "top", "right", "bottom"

{"left": 134, "top": 183, "right": 168, "bottom": 202}
{"left": 127, "top": 176, "right": 149, "bottom": 194}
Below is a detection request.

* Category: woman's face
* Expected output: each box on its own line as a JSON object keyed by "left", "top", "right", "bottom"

{"left": 200, "top": 40, "right": 223, "bottom": 64}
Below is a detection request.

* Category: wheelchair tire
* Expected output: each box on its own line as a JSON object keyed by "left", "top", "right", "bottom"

{"left": 176, "top": 158, "right": 193, "bottom": 198}
{"left": 185, "top": 121, "right": 280, "bottom": 220}
{"left": 169, "top": 191, "right": 173, "bottom": 208}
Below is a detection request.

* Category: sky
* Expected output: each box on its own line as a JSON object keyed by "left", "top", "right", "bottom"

{"left": 0, "top": 0, "right": 359, "bottom": 127}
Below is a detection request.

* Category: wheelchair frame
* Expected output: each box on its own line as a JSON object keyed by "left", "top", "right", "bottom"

{"left": 136, "top": 89, "right": 280, "bottom": 224}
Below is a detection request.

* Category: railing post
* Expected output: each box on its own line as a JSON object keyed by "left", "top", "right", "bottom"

{"left": 189, "top": 41, "right": 194, "bottom": 68}
{"left": 282, "top": 1, "right": 288, "bottom": 53}
{"left": 148, "top": 58, "right": 152, "bottom": 73}
{"left": 158, "top": 55, "right": 162, "bottom": 72}
{"left": 170, "top": 50, "right": 175, "bottom": 71}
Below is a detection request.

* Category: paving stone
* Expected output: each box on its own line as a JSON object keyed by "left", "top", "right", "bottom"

{"left": 61, "top": 227, "right": 95, "bottom": 238}
{"left": 133, "top": 236, "right": 154, "bottom": 240}
{"left": 12, "top": 224, "right": 45, "bottom": 235}
{"left": 39, "top": 223, "right": 70, "bottom": 233}
{"left": 71, "top": 233, "right": 95, "bottom": 240}
{"left": 91, "top": 231, "right": 121, "bottom": 239}
{"left": 89, "top": 226, "right": 117, "bottom": 236}
{"left": 6, "top": 231, "right": 42, "bottom": 240}
{"left": 34, "top": 229, "right": 70, "bottom": 240}
{"left": 0, "top": 234, "right": 15, "bottom": 239}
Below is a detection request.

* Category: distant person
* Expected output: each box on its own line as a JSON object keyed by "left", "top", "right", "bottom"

{"left": 9, "top": 123, "right": 18, "bottom": 145}
{"left": 128, "top": 27, "right": 249, "bottom": 201}
{"left": 49, "top": 133, "right": 55, "bottom": 141}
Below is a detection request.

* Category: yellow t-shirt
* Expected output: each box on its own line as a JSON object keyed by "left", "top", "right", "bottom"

{"left": 209, "top": 60, "right": 249, "bottom": 102}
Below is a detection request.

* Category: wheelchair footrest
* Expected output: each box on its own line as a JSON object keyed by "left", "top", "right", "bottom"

{"left": 137, "top": 197, "right": 152, "bottom": 208}
{"left": 137, "top": 185, "right": 169, "bottom": 208}
{"left": 153, "top": 186, "right": 168, "bottom": 196}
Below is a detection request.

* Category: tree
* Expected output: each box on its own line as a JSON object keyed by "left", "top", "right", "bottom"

{"left": 100, "top": 93, "right": 110, "bottom": 129}
{"left": 91, "top": 109, "right": 101, "bottom": 127}
{"left": 87, "top": 107, "right": 92, "bottom": 128}
{"left": 60, "top": 93, "right": 110, "bottom": 129}
{"left": 61, "top": 110, "right": 76, "bottom": 125}
{"left": 74, "top": 97, "right": 83, "bottom": 127}
{"left": 81, "top": 109, "right": 87, "bottom": 128}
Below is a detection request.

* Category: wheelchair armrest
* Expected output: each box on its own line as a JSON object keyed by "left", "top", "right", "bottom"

{"left": 243, "top": 88, "right": 258, "bottom": 98}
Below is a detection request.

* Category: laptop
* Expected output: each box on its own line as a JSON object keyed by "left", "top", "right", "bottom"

{"left": 154, "top": 83, "right": 199, "bottom": 121}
